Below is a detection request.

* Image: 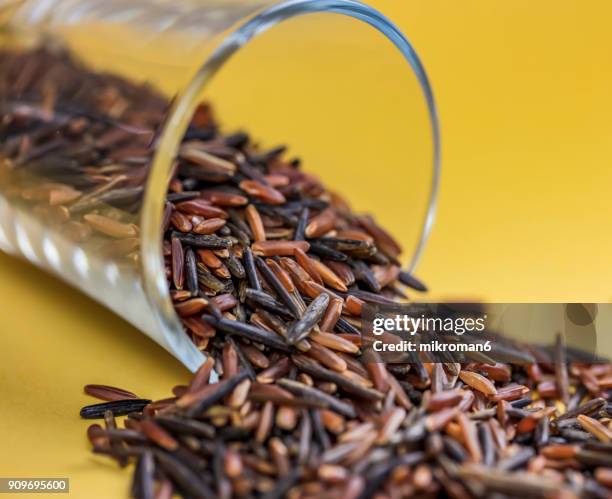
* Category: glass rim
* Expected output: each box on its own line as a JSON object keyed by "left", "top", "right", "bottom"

{"left": 140, "top": 0, "right": 441, "bottom": 372}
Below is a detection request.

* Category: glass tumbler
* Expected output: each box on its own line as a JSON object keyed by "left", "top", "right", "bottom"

{"left": 0, "top": 0, "right": 440, "bottom": 373}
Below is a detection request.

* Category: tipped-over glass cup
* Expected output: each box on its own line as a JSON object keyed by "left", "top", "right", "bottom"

{"left": 0, "top": 0, "right": 440, "bottom": 372}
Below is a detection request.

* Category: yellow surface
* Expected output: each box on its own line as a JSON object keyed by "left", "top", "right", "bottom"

{"left": 1, "top": 1, "right": 611, "bottom": 498}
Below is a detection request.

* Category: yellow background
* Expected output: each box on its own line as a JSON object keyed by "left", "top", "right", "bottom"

{"left": 1, "top": 1, "right": 611, "bottom": 497}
